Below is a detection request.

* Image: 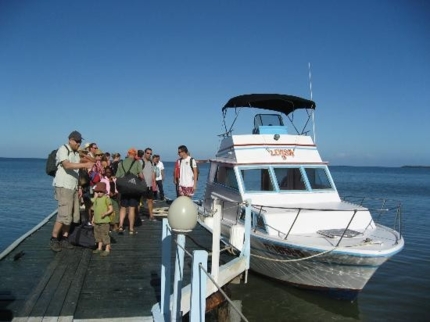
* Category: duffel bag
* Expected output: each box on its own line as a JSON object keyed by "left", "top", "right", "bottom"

{"left": 116, "top": 160, "right": 147, "bottom": 195}
{"left": 116, "top": 173, "right": 147, "bottom": 195}
{"left": 69, "top": 224, "right": 96, "bottom": 249}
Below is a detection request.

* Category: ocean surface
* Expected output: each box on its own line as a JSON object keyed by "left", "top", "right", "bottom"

{"left": 0, "top": 158, "right": 429, "bottom": 321}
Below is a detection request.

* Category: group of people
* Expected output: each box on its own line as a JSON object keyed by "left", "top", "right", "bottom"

{"left": 49, "top": 130, "right": 199, "bottom": 255}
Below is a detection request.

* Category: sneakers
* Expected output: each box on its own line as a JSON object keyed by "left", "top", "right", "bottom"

{"left": 92, "top": 249, "right": 102, "bottom": 254}
{"left": 100, "top": 251, "right": 110, "bottom": 257}
{"left": 60, "top": 239, "right": 74, "bottom": 249}
{"left": 129, "top": 230, "right": 137, "bottom": 235}
{"left": 50, "top": 239, "right": 62, "bottom": 252}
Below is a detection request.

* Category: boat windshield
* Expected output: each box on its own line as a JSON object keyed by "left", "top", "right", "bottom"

{"left": 239, "top": 166, "right": 334, "bottom": 193}
{"left": 254, "top": 114, "right": 284, "bottom": 127}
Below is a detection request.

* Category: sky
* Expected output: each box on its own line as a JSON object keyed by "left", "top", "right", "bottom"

{"left": 0, "top": 0, "right": 429, "bottom": 167}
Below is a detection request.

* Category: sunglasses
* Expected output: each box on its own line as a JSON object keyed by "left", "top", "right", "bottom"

{"left": 74, "top": 139, "right": 82, "bottom": 144}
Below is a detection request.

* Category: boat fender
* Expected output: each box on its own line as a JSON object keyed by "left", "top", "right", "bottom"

{"left": 230, "top": 224, "right": 245, "bottom": 251}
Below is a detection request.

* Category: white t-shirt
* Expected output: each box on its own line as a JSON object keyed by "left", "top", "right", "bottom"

{"left": 155, "top": 161, "right": 164, "bottom": 181}
{"left": 179, "top": 156, "right": 197, "bottom": 187}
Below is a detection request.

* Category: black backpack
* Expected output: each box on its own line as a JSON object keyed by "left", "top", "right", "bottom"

{"left": 46, "top": 145, "right": 70, "bottom": 176}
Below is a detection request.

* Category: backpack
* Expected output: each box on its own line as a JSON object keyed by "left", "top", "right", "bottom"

{"left": 46, "top": 145, "right": 70, "bottom": 176}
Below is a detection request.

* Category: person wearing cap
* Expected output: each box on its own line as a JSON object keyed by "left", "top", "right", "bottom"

{"left": 50, "top": 130, "right": 94, "bottom": 252}
{"left": 115, "top": 148, "right": 143, "bottom": 234}
{"left": 91, "top": 182, "right": 113, "bottom": 256}
{"left": 92, "top": 148, "right": 105, "bottom": 177}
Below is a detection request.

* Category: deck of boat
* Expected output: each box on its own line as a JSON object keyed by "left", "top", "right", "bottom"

{"left": 0, "top": 203, "right": 216, "bottom": 321}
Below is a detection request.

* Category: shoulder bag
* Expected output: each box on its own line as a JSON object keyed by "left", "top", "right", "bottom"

{"left": 116, "top": 160, "right": 147, "bottom": 195}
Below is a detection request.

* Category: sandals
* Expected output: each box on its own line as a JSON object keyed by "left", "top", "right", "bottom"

{"left": 118, "top": 227, "right": 124, "bottom": 235}
{"left": 129, "top": 230, "right": 137, "bottom": 235}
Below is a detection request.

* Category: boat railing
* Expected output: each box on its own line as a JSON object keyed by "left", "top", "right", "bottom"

{"left": 342, "top": 196, "right": 403, "bottom": 238}
{"left": 252, "top": 197, "right": 402, "bottom": 245}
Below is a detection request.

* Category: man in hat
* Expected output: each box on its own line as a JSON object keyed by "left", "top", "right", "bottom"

{"left": 50, "top": 130, "right": 94, "bottom": 252}
{"left": 115, "top": 148, "right": 143, "bottom": 235}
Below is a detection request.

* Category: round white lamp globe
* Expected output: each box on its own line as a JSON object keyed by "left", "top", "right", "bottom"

{"left": 168, "top": 196, "right": 198, "bottom": 233}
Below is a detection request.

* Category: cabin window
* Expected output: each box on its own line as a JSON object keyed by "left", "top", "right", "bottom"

{"left": 304, "top": 167, "right": 333, "bottom": 190}
{"left": 241, "top": 168, "right": 274, "bottom": 192}
{"left": 214, "top": 165, "right": 238, "bottom": 190}
{"left": 274, "top": 167, "right": 307, "bottom": 191}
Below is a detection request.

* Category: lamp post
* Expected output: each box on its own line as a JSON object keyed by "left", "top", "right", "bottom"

{"left": 168, "top": 196, "right": 198, "bottom": 321}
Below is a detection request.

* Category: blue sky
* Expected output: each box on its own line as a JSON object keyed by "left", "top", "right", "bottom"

{"left": 1, "top": 0, "right": 429, "bottom": 166}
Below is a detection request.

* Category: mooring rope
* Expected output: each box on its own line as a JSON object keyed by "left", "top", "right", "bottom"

{"left": 249, "top": 247, "right": 336, "bottom": 262}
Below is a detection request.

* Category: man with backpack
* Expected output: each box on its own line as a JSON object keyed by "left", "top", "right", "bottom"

{"left": 50, "top": 131, "right": 94, "bottom": 252}
{"left": 177, "top": 145, "right": 198, "bottom": 197}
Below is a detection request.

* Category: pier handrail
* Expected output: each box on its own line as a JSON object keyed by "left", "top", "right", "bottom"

{"left": 0, "top": 209, "right": 58, "bottom": 260}
{"left": 152, "top": 199, "right": 252, "bottom": 321}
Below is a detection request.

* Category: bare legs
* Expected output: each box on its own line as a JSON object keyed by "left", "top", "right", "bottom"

{"left": 119, "top": 206, "right": 135, "bottom": 232}
{"left": 147, "top": 198, "right": 154, "bottom": 220}
{"left": 128, "top": 206, "right": 135, "bottom": 232}
{"left": 52, "top": 222, "right": 70, "bottom": 239}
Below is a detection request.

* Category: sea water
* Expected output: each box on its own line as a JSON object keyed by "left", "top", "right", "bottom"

{"left": 0, "top": 158, "right": 428, "bottom": 321}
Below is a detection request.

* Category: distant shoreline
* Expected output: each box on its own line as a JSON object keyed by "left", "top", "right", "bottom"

{"left": 401, "top": 165, "right": 430, "bottom": 168}
{"left": 0, "top": 157, "right": 428, "bottom": 168}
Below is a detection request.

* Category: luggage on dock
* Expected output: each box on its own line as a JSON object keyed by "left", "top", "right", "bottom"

{"left": 69, "top": 224, "right": 96, "bottom": 249}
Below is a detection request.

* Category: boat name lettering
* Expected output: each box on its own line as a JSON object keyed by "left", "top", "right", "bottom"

{"left": 266, "top": 148, "right": 295, "bottom": 160}
{"left": 263, "top": 243, "right": 306, "bottom": 257}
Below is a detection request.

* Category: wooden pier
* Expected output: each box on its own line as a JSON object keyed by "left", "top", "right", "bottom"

{"left": 0, "top": 211, "right": 218, "bottom": 321}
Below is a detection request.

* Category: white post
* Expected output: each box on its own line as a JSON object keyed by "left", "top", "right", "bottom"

{"left": 211, "top": 198, "right": 222, "bottom": 292}
{"left": 172, "top": 233, "right": 186, "bottom": 321}
{"left": 160, "top": 219, "right": 172, "bottom": 320}
{"left": 190, "top": 250, "right": 208, "bottom": 322}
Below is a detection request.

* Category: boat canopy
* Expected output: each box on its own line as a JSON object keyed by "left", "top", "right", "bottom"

{"left": 222, "top": 94, "right": 316, "bottom": 116}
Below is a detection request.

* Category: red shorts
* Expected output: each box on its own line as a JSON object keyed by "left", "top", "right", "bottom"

{"left": 178, "top": 186, "right": 194, "bottom": 197}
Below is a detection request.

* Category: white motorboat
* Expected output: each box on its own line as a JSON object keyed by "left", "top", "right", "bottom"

{"left": 198, "top": 94, "right": 404, "bottom": 300}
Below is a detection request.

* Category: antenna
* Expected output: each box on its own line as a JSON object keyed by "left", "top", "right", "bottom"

{"left": 308, "top": 62, "right": 316, "bottom": 143}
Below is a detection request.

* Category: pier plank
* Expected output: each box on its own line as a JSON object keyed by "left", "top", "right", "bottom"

{"left": 0, "top": 213, "right": 216, "bottom": 321}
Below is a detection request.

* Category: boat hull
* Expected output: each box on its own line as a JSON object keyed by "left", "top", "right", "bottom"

{"left": 246, "top": 234, "right": 400, "bottom": 300}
